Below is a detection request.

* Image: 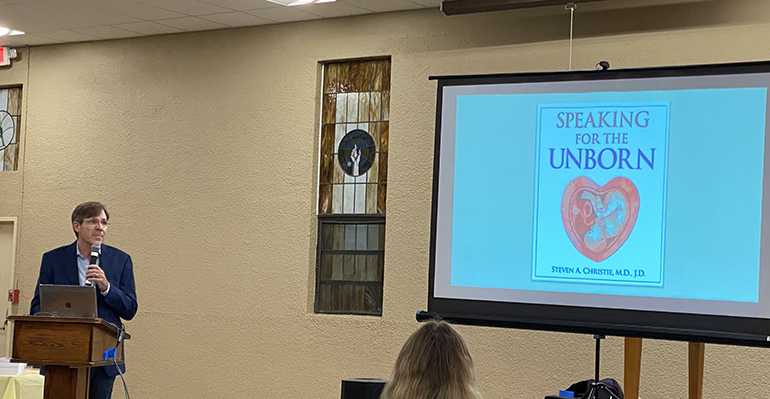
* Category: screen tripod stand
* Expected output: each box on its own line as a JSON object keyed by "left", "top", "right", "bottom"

{"left": 584, "top": 335, "right": 622, "bottom": 399}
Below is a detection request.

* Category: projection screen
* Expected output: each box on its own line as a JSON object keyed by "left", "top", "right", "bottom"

{"left": 425, "top": 61, "right": 770, "bottom": 347}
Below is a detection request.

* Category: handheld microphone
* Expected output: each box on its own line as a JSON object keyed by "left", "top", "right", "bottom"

{"left": 87, "top": 242, "right": 101, "bottom": 286}
{"left": 90, "top": 242, "right": 100, "bottom": 265}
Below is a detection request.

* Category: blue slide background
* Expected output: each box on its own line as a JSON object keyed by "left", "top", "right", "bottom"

{"left": 449, "top": 88, "right": 766, "bottom": 302}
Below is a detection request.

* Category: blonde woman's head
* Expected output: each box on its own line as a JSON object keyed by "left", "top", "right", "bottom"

{"left": 380, "top": 320, "right": 483, "bottom": 399}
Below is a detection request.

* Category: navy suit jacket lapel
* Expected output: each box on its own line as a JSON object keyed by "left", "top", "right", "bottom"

{"left": 100, "top": 245, "right": 112, "bottom": 274}
{"left": 65, "top": 241, "right": 79, "bottom": 286}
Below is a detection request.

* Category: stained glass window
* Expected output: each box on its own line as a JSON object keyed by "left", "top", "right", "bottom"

{"left": 318, "top": 58, "right": 389, "bottom": 215}
{"left": 316, "top": 59, "right": 390, "bottom": 315}
{"left": 0, "top": 87, "right": 22, "bottom": 172}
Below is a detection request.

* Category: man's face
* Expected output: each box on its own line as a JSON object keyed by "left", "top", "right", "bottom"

{"left": 73, "top": 210, "right": 108, "bottom": 246}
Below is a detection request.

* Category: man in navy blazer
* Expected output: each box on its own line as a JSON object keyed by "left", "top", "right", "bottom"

{"left": 30, "top": 202, "right": 138, "bottom": 399}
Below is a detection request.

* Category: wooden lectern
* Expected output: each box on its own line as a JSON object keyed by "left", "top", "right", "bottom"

{"left": 8, "top": 316, "right": 129, "bottom": 399}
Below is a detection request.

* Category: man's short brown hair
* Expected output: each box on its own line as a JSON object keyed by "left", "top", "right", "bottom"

{"left": 71, "top": 202, "right": 109, "bottom": 238}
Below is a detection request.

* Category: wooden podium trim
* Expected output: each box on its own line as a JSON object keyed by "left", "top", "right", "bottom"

{"left": 8, "top": 315, "right": 127, "bottom": 367}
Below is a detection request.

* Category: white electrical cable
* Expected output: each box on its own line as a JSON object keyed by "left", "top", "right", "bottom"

{"left": 566, "top": 2, "right": 577, "bottom": 71}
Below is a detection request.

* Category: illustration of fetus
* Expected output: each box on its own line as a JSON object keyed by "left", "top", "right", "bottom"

{"left": 579, "top": 190, "right": 628, "bottom": 252}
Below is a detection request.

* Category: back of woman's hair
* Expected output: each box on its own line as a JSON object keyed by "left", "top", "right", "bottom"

{"left": 380, "top": 320, "right": 483, "bottom": 399}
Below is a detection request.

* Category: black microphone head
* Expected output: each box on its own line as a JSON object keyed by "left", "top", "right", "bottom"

{"left": 89, "top": 242, "right": 101, "bottom": 269}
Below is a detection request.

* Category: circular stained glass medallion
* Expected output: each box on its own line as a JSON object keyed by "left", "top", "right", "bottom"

{"left": 338, "top": 129, "right": 376, "bottom": 177}
{"left": 0, "top": 111, "right": 14, "bottom": 151}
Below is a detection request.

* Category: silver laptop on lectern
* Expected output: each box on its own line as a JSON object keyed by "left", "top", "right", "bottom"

{"left": 38, "top": 284, "right": 98, "bottom": 318}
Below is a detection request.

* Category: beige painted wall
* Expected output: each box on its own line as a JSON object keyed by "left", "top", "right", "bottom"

{"left": 0, "top": 1, "right": 769, "bottom": 398}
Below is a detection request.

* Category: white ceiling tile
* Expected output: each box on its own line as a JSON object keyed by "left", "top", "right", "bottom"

{"left": 345, "top": 0, "right": 423, "bottom": 13}
{"left": 0, "top": 4, "right": 72, "bottom": 31}
{"left": 34, "top": 29, "right": 101, "bottom": 42}
{"left": 299, "top": 2, "right": 369, "bottom": 18}
{"left": 245, "top": 6, "right": 320, "bottom": 23}
{"left": 71, "top": 25, "right": 144, "bottom": 39}
{"left": 197, "top": 0, "right": 279, "bottom": 11}
{"left": 0, "top": 0, "right": 438, "bottom": 45}
{"left": 0, "top": 1, "right": 141, "bottom": 33}
{"left": 31, "top": 1, "right": 141, "bottom": 25}
{"left": 115, "top": 21, "right": 185, "bottom": 35}
{"left": 156, "top": 16, "right": 228, "bottom": 31}
{"left": 199, "top": 11, "right": 272, "bottom": 27}
{"left": 0, "top": 16, "right": 29, "bottom": 33}
{"left": 131, "top": 0, "right": 232, "bottom": 16}
{"left": 62, "top": 0, "right": 186, "bottom": 20}
{"left": 1, "top": 33, "right": 62, "bottom": 46}
{"left": 0, "top": 0, "right": 46, "bottom": 4}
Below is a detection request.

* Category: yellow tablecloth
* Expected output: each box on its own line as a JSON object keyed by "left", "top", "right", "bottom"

{"left": 0, "top": 369, "right": 43, "bottom": 399}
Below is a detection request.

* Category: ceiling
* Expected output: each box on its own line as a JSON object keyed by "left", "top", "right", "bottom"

{"left": 0, "top": 0, "right": 442, "bottom": 46}
{"left": 0, "top": 0, "right": 713, "bottom": 47}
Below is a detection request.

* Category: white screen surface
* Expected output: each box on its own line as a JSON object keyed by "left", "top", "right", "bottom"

{"left": 432, "top": 71, "right": 770, "bottom": 324}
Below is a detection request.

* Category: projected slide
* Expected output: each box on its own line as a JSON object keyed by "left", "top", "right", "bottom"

{"left": 443, "top": 85, "right": 766, "bottom": 306}
{"left": 533, "top": 102, "right": 669, "bottom": 286}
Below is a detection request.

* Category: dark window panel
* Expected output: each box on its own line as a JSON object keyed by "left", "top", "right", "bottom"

{"left": 378, "top": 252, "right": 385, "bottom": 281}
{"left": 366, "top": 255, "right": 378, "bottom": 281}
{"left": 341, "top": 284, "right": 355, "bottom": 311}
{"left": 344, "top": 224, "right": 356, "bottom": 249}
{"left": 321, "top": 224, "right": 335, "bottom": 249}
{"left": 354, "top": 255, "right": 366, "bottom": 281}
{"left": 320, "top": 284, "right": 331, "bottom": 310}
{"left": 364, "top": 285, "right": 383, "bottom": 313}
{"left": 367, "top": 224, "right": 380, "bottom": 251}
{"left": 333, "top": 224, "right": 345, "bottom": 250}
{"left": 354, "top": 285, "right": 365, "bottom": 310}
{"left": 343, "top": 254, "right": 356, "bottom": 280}
{"left": 356, "top": 224, "right": 367, "bottom": 250}
{"left": 320, "top": 254, "right": 333, "bottom": 281}
{"left": 331, "top": 284, "right": 342, "bottom": 310}
{"left": 332, "top": 254, "right": 343, "bottom": 280}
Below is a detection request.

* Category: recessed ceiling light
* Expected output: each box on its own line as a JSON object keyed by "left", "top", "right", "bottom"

{"left": 266, "top": 0, "right": 334, "bottom": 6}
{"left": 0, "top": 27, "right": 24, "bottom": 36}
